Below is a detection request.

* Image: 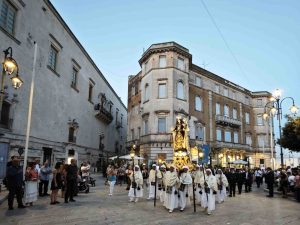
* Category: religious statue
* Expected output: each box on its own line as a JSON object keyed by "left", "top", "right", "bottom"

{"left": 172, "top": 117, "right": 189, "bottom": 151}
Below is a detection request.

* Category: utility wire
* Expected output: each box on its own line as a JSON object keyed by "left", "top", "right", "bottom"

{"left": 200, "top": 0, "right": 250, "bottom": 83}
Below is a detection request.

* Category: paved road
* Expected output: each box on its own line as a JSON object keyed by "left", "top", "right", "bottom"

{"left": 0, "top": 175, "right": 299, "bottom": 225}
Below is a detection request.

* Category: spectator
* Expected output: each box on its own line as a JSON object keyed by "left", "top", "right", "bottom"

{"left": 6, "top": 156, "right": 26, "bottom": 210}
{"left": 254, "top": 168, "right": 262, "bottom": 188}
{"left": 65, "top": 159, "right": 78, "bottom": 203}
{"left": 107, "top": 164, "right": 117, "bottom": 196}
{"left": 24, "top": 162, "right": 39, "bottom": 206}
{"left": 287, "top": 171, "right": 295, "bottom": 192}
{"left": 265, "top": 167, "right": 274, "bottom": 198}
{"left": 117, "top": 165, "right": 126, "bottom": 186}
{"left": 125, "top": 165, "right": 133, "bottom": 191}
{"left": 50, "top": 162, "right": 62, "bottom": 205}
{"left": 39, "top": 160, "right": 52, "bottom": 197}
{"left": 141, "top": 164, "right": 149, "bottom": 189}
{"left": 280, "top": 171, "right": 288, "bottom": 198}
{"left": 60, "top": 163, "right": 67, "bottom": 199}
{"left": 295, "top": 169, "right": 300, "bottom": 202}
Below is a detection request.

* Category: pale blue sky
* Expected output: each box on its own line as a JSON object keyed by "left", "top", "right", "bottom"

{"left": 51, "top": 0, "right": 300, "bottom": 160}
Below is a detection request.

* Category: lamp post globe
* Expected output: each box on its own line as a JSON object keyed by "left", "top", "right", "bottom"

{"left": 290, "top": 105, "right": 299, "bottom": 114}
{"left": 273, "top": 89, "right": 282, "bottom": 99}
{"left": 3, "top": 57, "right": 17, "bottom": 75}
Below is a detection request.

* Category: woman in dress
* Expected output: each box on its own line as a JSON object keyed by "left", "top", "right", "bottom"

{"left": 107, "top": 164, "right": 117, "bottom": 196}
{"left": 50, "top": 162, "right": 62, "bottom": 204}
{"left": 24, "top": 162, "right": 39, "bottom": 206}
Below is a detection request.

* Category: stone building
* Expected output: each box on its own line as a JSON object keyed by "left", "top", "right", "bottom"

{"left": 127, "top": 42, "right": 273, "bottom": 168}
{"left": 0, "top": 0, "right": 127, "bottom": 178}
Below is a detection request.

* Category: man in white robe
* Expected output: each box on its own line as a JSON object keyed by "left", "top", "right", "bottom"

{"left": 164, "top": 165, "right": 179, "bottom": 213}
{"left": 179, "top": 165, "right": 192, "bottom": 211}
{"left": 193, "top": 165, "right": 205, "bottom": 205}
{"left": 216, "top": 169, "right": 229, "bottom": 203}
{"left": 158, "top": 165, "right": 166, "bottom": 203}
{"left": 128, "top": 165, "right": 144, "bottom": 203}
{"left": 147, "top": 164, "right": 162, "bottom": 200}
{"left": 201, "top": 169, "right": 218, "bottom": 215}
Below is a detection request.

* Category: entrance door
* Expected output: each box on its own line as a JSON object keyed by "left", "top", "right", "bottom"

{"left": 0, "top": 143, "right": 9, "bottom": 179}
{"left": 43, "top": 147, "right": 52, "bottom": 166}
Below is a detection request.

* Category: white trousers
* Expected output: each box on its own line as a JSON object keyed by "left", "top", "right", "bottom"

{"left": 216, "top": 186, "right": 227, "bottom": 203}
{"left": 164, "top": 186, "right": 178, "bottom": 211}
{"left": 148, "top": 183, "right": 158, "bottom": 198}
{"left": 201, "top": 189, "right": 216, "bottom": 213}
{"left": 108, "top": 181, "right": 116, "bottom": 194}
{"left": 195, "top": 186, "right": 202, "bottom": 204}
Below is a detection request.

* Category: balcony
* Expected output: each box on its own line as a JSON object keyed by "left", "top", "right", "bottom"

{"left": 140, "top": 133, "right": 172, "bottom": 144}
{"left": 215, "top": 115, "right": 242, "bottom": 128}
{"left": 214, "top": 141, "right": 252, "bottom": 151}
{"left": 94, "top": 103, "right": 113, "bottom": 124}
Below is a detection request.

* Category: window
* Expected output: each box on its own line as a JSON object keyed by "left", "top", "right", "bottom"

{"left": 177, "top": 57, "right": 184, "bottom": 70}
{"left": 88, "top": 83, "right": 93, "bottom": 102}
{"left": 215, "top": 84, "right": 220, "bottom": 93}
{"left": 257, "top": 114, "right": 263, "bottom": 125}
{"left": 144, "top": 119, "right": 149, "bottom": 135}
{"left": 158, "top": 117, "right": 166, "bottom": 133}
{"left": 138, "top": 127, "right": 141, "bottom": 139}
{"left": 232, "top": 108, "right": 237, "bottom": 119}
{"left": 145, "top": 84, "right": 150, "bottom": 101}
{"left": 257, "top": 135, "right": 265, "bottom": 148}
{"left": 71, "top": 67, "right": 78, "bottom": 88}
{"left": 232, "top": 91, "right": 236, "bottom": 100}
{"left": 195, "top": 125, "right": 204, "bottom": 140}
{"left": 234, "top": 132, "right": 239, "bottom": 143}
{"left": 245, "top": 112, "right": 250, "bottom": 124}
{"left": 225, "top": 131, "right": 231, "bottom": 142}
{"left": 224, "top": 105, "right": 229, "bottom": 117}
{"left": 131, "top": 129, "right": 134, "bottom": 140}
{"left": 159, "top": 55, "right": 166, "bottom": 68}
{"left": 195, "top": 96, "right": 202, "bottom": 111}
{"left": 245, "top": 96, "right": 250, "bottom": 105}
{"left": 0, "top": 1, "right": 16, "bottom": 34}
{"left": 115, "top": 110, "right": 119, "bottom": 124}
{"left": 216, "top": 129, "right": 222, "bottom": 141}
{"left": 223, "top": 88, "right": 229, "bottom": 97}
{"left": 216, "top": 103, "right": 220, "bottom": 115}
{"left": 48, "top": 45, "right": 58, "bottom": 71}
{"left": 195, "top": 76, "right": 201, "bottom": 87}
{"left": 257, "top": 99, "right": 262, "bottom": 107}
{"left": 131, "top": 86, "right": 135, "bottom": 97}
{"left": 246, "top": 134, "right": 252, "bottom": 145}
{"left": 158, "top": 83, "right": 166, "bottom": 98}
{"left": 176, "top": 81, "right": 184, "bottom": 99}
{"left": 68, "top": 127, "right": 75, "bottom": 143}
{"left": 145, "top": 61, "right": 149, "bottom": 73}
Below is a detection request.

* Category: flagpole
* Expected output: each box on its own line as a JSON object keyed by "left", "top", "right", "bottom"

{"left": 23, "top": 41, "right": 37, "bottom": 177}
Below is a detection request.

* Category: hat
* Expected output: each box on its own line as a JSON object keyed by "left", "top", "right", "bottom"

{"left": 169, "top": 164, "right": 176, "bottom": 168}
{"left": 160, "top": 165, "right": 166, "bottom": 168}
{"left": 134, "top": 165, "right": 140, "bottom": 169}
{"left": 152, "top": 164, "right": 157, "bottom": 167}
{"left": 182, "top": 165, "right": 189, "bottom": 170}
{"left": 206, "top": 169, "right": 212, "bottom": 173}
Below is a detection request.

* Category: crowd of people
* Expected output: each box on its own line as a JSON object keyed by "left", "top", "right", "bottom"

{"left": 4, "top": 155, "right": 92, "bottom": 210}
{"left": 105, "top": 162, "right": 300, "bottom": 215}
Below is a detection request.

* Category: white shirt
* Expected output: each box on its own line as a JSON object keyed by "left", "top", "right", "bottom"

{"left": 288, "top": 175, "right": 295, "bottom": 186}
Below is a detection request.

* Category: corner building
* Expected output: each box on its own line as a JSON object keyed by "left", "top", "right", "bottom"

{"left": 127, "top": 42, "right": 272, "bottom": 168}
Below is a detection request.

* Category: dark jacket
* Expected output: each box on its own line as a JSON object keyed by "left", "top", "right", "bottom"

{"left": 226, "top": 172, "right": 237, "bottom": 184}
{"left": 6, "top": 165, "right": 23, "bottom": 188}
{"left": 265, "top": 171, "right": 274, "bottom": 184}
{"left": 66, "top": 165, "right": 78, "bottom": 181}
{"left": 237, "top": 172, "right": 246, "bottom": 184}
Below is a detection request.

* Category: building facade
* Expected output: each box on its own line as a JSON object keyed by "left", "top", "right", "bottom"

{"left": 127, "top": 42, "right": 273, "bottom": 168}
{"left": 0, "top": 0, "right": 127, "bottom": 178}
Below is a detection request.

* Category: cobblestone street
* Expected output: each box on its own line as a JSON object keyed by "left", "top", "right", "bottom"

{"left": 0, "top": 175, "right": 299, "bottom": 225}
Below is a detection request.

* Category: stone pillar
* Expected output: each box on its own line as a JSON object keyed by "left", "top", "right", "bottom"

{"left": 208, "top": 91, "right": 213, "bottom": 142}
{"left": 239, "top": 103, "right": 243, "bottom": 144}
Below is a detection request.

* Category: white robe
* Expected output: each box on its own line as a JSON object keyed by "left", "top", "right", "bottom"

{"left": 201, "top": 174, "right": 218, "bottom": 213}
{"left": 178, "top": 172, "right": 192, "bottom": 209}
{"left": 164, "top": 171, "right": 179, "bottom": 211}
{"left": 159, "top": 171, "right": 166, "bottom": 203}
{"left": 128, "top": 171, "right": 144, "bottom": 199}
{"left": 215, "top": 173, "right": 229, "bottom": 203}
{"left": 193, "top": 170, "right": 205, "bottom": 204}
{"left": 148, "top": 169, "right": 162, "bottom": 199}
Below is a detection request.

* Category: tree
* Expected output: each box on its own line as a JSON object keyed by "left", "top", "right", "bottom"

{"left": 278, "top": 116, "right": 300, "bottom": 152}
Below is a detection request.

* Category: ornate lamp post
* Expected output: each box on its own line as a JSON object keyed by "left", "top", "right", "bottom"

{"left": 263, "top": 89, "right": 298, "bottom": 168}
{"left": 1, "top": 47, "right": 23, "bottom": 115}
{"left": 198, "top": 150, "right": 204, "bottom": 165}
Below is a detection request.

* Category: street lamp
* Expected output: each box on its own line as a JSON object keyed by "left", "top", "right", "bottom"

{"left": 198, "top": 150, "right": 204, "bottom": 165}
{"left": 1, "top": 47, "right": 23, "bottom": 115}
{"left": 263, "top": 89, "right": 298, "bottom": 168}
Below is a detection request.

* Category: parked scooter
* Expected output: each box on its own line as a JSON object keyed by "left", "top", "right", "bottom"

{"left": 77, "top": 176, "right": 90, "bottom": 194}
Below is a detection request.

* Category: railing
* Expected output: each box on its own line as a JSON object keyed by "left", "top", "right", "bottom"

{"left": 215, "top": 115, "right": 242, "bottom": 127}
{"left": 214, "top": 141, "right": 252, "bottom": 151}
{"left": 140, "top": 133, "right": 172, "bottom": 144}
{"left": 94, "top": 103, "right": 113, "bottom": 124}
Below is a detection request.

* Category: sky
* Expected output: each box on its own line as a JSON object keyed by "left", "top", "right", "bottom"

{"left": 51, "top": 0, "right": 300, "bottom": 161}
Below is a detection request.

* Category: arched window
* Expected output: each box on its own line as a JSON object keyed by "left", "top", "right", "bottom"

{"left": 176, "top": 81, "right": 184, "bottom": 99}
{"left": 145, "top": 83, "right": 149, "bottom": 101}
{"left": 195, "top": 96, "right": 202, "bottom": 111}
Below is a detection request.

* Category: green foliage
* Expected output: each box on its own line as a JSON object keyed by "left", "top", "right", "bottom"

{"left": 278, "top": 116, "right": 300, "bottom": 152}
